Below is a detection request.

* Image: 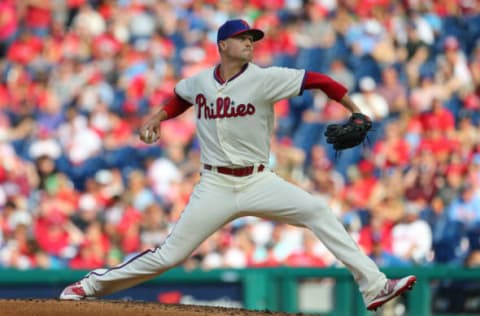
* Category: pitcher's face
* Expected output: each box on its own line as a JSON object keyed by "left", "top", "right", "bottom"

{"left": 220, "top": 34, "right": 254, "bottom": 62}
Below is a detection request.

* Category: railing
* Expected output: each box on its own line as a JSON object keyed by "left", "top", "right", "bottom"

{"left": 1, "top": 266, "right": 479, "bottom": 315}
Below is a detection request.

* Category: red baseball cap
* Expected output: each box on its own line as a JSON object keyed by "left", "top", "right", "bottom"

{"left": 217, "top": 19, "right": 264, "bottom": 43}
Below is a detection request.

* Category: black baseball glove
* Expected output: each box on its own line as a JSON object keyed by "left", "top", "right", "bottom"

{"left": 324, "top": 113, "right": 372, "bottom": 150}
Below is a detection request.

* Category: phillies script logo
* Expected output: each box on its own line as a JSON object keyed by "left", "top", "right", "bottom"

{"left": 196, "top": 94, "right": 255, "bottom": 119}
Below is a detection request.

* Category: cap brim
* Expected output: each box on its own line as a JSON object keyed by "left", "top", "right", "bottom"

{"left": 228, "top": 29, "right": 264, "bottom": 42}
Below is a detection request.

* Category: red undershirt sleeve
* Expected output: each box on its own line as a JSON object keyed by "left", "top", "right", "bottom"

{"left": 303, "top": 71, "right": 348, "bottom": 102}
{"left": 162, "top": 93, "right": 193, "bottom": 119}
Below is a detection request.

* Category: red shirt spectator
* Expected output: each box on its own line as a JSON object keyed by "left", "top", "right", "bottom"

{"left": 285, "top": 250, "right": 326, "bottom": 267}
{"left": 97, "top": 1, "right": 114, "bottom": 21}
{"left": 358, "top": 218, "right": 394, "bottom": 255}
{"left": 25, "top": 2, "right": 52, "bottom": 31}
{"left": 419, "top": 99, "right": 455, "bottom": 133}
{"left": 250, "top": 252, "right": 281, "bottom": 267}
{"left": 67, "top": 0, "right": 86, "bottom": 7}
{"left": 355, "top": 0, "right": 390, "bottom": 17}
{"left": 417, "top": 131, "right": 456, "bottom": 156}
{"left": 344, "top": 161, "right": 378, "bottom": 209}
{"left": 0, "top": 84, "right": 10, "bottom": 109}
{"left": 0, "top": 1, "right": 18, "bottom": 41}
{"left": 69, "top": 242, "right": 105, "bottom": 269}
{"left": 373, "top": 140, "right": 410, "bottom": 168}
{"left": 102, "top": 111, "right": 134, "bottom": 149}
{"left": 6, "top": 33, "right": 43, "bottom": 64}
{"left": 373, "top": 121, "right": 410, "bottom": 168}
{"left": 92, "top": 31, "right": 122, "bottom": 58}
{"left": 117, "top": 207, "right": 142, "bottom": 254}
{"left": 61, "top": 31, "right": 82, "bottom": 59}
{"left": 34, "top": 212, "right": 70, "bottom": 256}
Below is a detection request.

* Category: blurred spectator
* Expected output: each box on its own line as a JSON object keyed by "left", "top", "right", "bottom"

{"left": 140, "top": 203, "right": 169, "bottom": 249}
{"left": 34, "top": 195, "right": 83, "bottom": 259}
{"left": 409, "top": 74, "right": 449, "bottom": 114}
{"left": 294, "top": 1, "right": 336, "bottom": 72}
{"left": 437, "top": 164, "right": 466, "bottom": 208}
{"left": 391, "top": 201, "right": 433, "bottom": 264}
{"left": 69, "top": 220, "right": 109, "bottom": 269}
{"left": 270, "top": 137, "right": 306, "bottom": 185}
{"left": 469, "top": 42, "right": 480, "bottom": 87}
{"left": 102, "top": 110, "right": 135, "bottom": 150}
{"left": 351, "top": 76, "right": 389, "bottom": 120}
{"left": 370, "top": 236, "right": 412, "bottom": 268}
{"left": 6, "top": 30, "right": 43, "bottom": 65}
{"left": 376, "top": 66, "right": 408, "bottom": 116}
{"left": 22, "top": 0, "right": 54, "bottom": 38}
{"left": 418, "top": 98, "right": 455, "bottom": 135}
{"left": 447, "top": 182, "right": 480, "bottom": 231}
{"left": 372, "top": 120, "right": 411, "bottom": 170}
{"left": 358, "top": 214, "right": 393, "bottom": 257}
{"left": 327, "top": 59, "right": 355, "bottom": 91}
{"left": 222, "top": 226, "right": 251, "bottom": 269}
{"left": 343, "top": 159, "right": 378, "bottom": 211}
{"left": 421, "top": 195, "right": 463, "bottom": 264}
{"left": 0, "top": 0, "right": 19, "bottom": 57}
{"left": 436, "top": 36, "right": 474, "bottom": 94}
{"left": 404, "top": 147, "right": 439, "bottom": 206}
{"left": 284, "top": 230, "right": 327, "bottom": 267}
{"left": 368, "top": 168, "right": 406, "bottom": 222}
{"left": 125, "top": 169, "right": 156, "bottom": 213}
{"left": 146, "top": 149, "right": 182, "bottom": 203}
{"left": 28, "top": 129, "right": 62, "bottom": 160}
{"left": 33, "top": 155, "right": 59, "bottom": 192}
{"left": 469, "top": 154, "right": 480, "bottom": 191}
{"left": 72, "top": 3, "right": 106, "bottom": 38}
{"left": 345, "top": 18, "right": 385, "bottom": 58}
{"left": 59, "top": 114, "right": 102, "bottom": 165}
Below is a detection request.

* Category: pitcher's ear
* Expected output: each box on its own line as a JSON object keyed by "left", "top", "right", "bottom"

{"left": 218, "top": 40, "right": 227, "bottom": 52}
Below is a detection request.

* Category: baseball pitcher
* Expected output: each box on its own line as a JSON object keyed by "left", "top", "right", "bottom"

{"left": 60, "top": 19, "right": 416, "bottom": 311}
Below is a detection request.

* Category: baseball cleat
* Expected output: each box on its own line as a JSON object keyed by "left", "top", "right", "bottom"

{"left": 366, "top": 275, "right": 417, "bottom": 311}
{"left": 59, "top": 282, "right": 87, "bottom": 300}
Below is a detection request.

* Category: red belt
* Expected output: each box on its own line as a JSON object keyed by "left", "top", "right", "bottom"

{"left": 204, "top": 164, "right": 265, "bottom": 177}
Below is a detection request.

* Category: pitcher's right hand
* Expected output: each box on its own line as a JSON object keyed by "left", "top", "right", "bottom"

{"left": 139, "top": 120, "right": 160, "bottom": 144}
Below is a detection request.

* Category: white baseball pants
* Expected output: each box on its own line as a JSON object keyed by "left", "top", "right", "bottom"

{"left": 80, "top": 168, "right": 386, "bottom": 303}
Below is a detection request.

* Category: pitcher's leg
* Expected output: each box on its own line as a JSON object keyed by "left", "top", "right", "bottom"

{"left": 78, "top": 178, "right": 238, "bottom": 297}
{"left": 241, "top": 171, "right": 386, "bottom": 301}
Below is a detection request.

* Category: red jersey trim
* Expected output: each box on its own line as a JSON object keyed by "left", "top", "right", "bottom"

{"left": 214, "top": 63, "right": 249, "bottom": 84}
{"left": 303, "top": 71, "right": 348, "bottom": 102}
{"left": 162, "top": 92, "right": 193, "bottom": 119}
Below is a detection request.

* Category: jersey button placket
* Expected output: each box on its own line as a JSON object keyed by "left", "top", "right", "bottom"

{"left": 216, "top": 92, "right": 234, "bottom": 164}
{"left": 216, "top": 116, "right": 230, "bottom": 161}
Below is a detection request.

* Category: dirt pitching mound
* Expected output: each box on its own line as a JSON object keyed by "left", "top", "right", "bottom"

{"left": 0, "top": 299, "right": 304, "bottom": 316}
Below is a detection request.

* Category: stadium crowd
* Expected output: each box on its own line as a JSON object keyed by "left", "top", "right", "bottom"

{"left": 0, "top": 0, "right": 480, "bottom": 272}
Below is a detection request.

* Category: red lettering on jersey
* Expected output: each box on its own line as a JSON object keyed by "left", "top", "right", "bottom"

{"left": 196, "top": 94, "right": 206, "bottom": 119}
{"left": 223, "top": 97, "right": 231, "bottom": 117}
{"left": 246, "top": 103, "right": 255, "bottom": 115}
{"left": 236, "top": 104, "right": 246, "bottom": 116}
{"left": 195, "top": 95, "right": 256, "bottom": 120}
{"left": 226, "top": 103, "right": 237, "bottom": 117}
{"left": 206, "top": 105, "right": 214, "bottom": 119}
{"left": 216, "top": 98, "right": 225, "bottom": 118}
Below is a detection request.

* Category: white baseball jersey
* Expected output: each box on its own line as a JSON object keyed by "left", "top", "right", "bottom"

{"left": 174, "top": 63, "right": 305, "bottom": 166}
